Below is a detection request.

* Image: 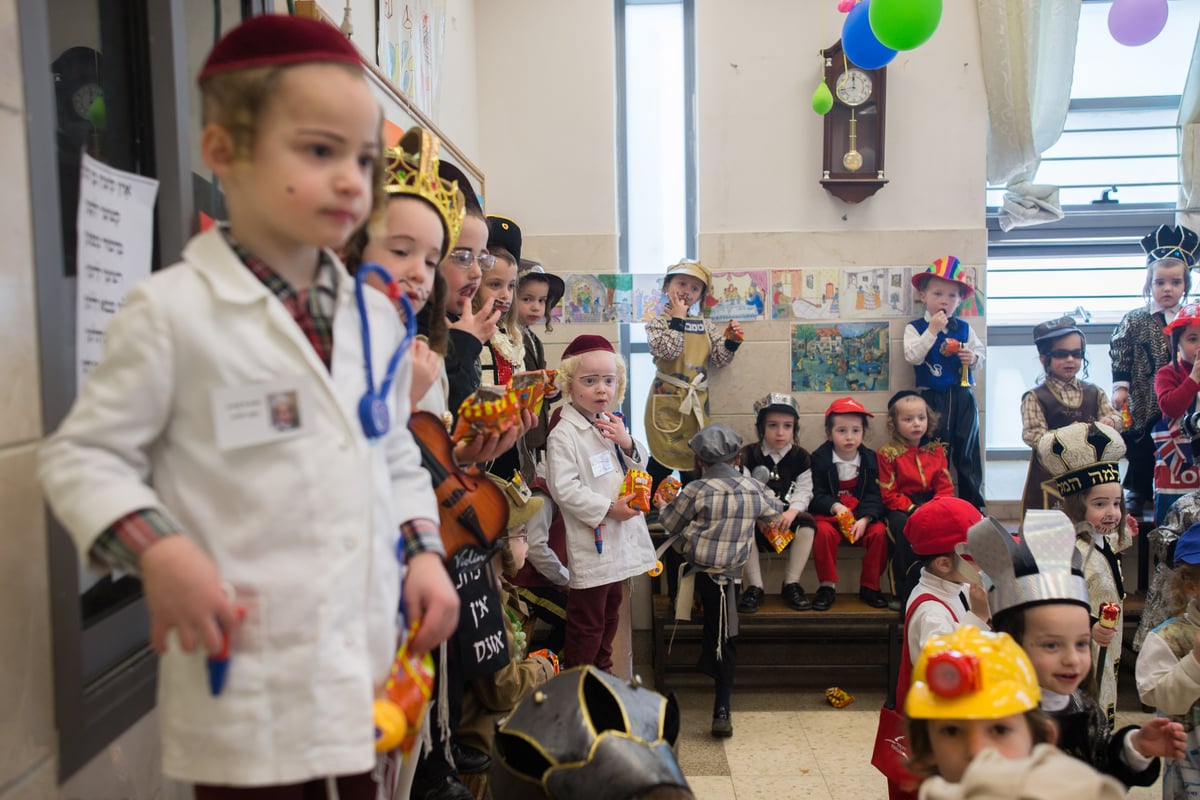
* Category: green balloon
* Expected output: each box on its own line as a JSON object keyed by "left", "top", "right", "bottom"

{"left": 812, "top": 81, "right": 834, "bottom": 116}
{"left": 89, "top": 95, "right": 107, "bottom": 130}
{"left": 869, "top": 0, "right": 942, "bottom": 51}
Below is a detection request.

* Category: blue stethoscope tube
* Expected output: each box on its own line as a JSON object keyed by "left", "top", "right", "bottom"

{"left": 354, "top": 263, "right": 417, "bottom": 441}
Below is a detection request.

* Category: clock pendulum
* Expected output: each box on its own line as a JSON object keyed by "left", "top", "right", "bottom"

{"left": 843, "top": 109, "right": 863, "bottom": 172}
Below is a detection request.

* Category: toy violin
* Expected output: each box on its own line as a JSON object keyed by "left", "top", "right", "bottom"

{"left": 408, "top": 410, "right": 509, "bottom": 560}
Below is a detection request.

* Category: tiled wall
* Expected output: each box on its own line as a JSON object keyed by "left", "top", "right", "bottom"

{"left": 0, "top": 0, "right": 57, "bottom": 797}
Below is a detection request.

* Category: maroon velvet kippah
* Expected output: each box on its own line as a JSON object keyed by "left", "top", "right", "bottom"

{"left": 197, "top": 14, "right": 361, "bottom": 84}
{"left": 562, "top": 335, "right": 614, "bottom": 359}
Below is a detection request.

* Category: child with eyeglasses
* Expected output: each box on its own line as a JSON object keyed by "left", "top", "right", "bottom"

{"left": 1019, "top": 316, "right": 1122, "bottom": 515}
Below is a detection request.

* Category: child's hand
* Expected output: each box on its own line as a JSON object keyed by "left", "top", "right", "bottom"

{"left": 726, "top": 320, "right": 744, "bottom": 340}
{"left": 956, "top": 347, "right": 975, "bottom": 365}
{"left": 408, "top": 339, "right": 441, "bottom": 407}
{"left": 595, "top": 413, "right": 633, "bottom": 453}
{"left": 403, "top": 551, "right": 461, "bottom": 658}
{"left": 1130, "top": 717, "right": 1187, "bottom": 760}
{"left": 1112, "top": 386, "right": 1129, "bottom": 411}
{"left": 967, "top": 583, "right": 989, "bottom": 620}
{"left": 140, "top": 536, "right": 238, "bottom": 655}
{"left": 849, "top": 517, "right": 868, "bottom": 543}
{"left": 778, "top": 508, "right": 799, "bottom": 530}
{"left": 609, "top": 495, "right": 642, "bottom": 521}
{"left": 1091, "top": 619, "right": 1116, "bottom": 647}
{"left": 665, "top": 291, "right": 691, "bottom": 319}
{"left": 1191, "top": 359, "right": 1200, "bottom": 383}
{"left": 830, "top": 502, "right": 850, "bottom": 516}
{"left": 929, "top": 310, "right": 949, "bottom": 335}
{"left": 1126, "top": 514, "right": 1140, "bottom": 535}
{"left": 449, "top": 296, "right": 501, "bottom": 344}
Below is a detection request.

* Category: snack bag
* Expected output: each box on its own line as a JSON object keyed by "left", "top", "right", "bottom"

{"left": 939, "top": 337, "right": 961, "bottom": 357}
{"left": 621, "top": 469, "right": 653, "bottom": 513}
{"left": 825, "top": 686, "right": 855, "bottom": 708}
{"left": 451, "top": 385, "right": 522, "bottom": 443}
{"left": 836, "top": 509, "right": 856, "bottom": 542}
{"left": 761, "top": 518, "right": 795, "bottom": 554}
{"left": 724, "top": 319, "right": 744, "bottom": 343}
{"left": 653, "top": 476, "right": 682, "bottom": 508}
{"left": 375, "top": 627, "right": 435, "bottom": 755}
{"left": 509, "top": 370, "right": 552, "bottom": 415}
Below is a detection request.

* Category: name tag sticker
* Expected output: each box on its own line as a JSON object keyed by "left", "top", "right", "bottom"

{"left": 212, "top": 379, "right": 313, "bottom": 450}
{"left": 590, "top": 451, "right": 615, "bottom": 478}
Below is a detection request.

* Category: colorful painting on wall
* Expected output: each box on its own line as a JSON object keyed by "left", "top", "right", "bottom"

{"left": 840, "top": 267, "right": 913, "bottom": 318}
{"left": 771, "top": 268, "right": 842, "bottom": 320}
{"left": 791, "top": 322, "right": 890, "bottom": 393}
{"left": 555, "top": 273, "right": 633, "bottom": 324}
{"left": 705, "top": 270, "right": 768, "bottom": 321}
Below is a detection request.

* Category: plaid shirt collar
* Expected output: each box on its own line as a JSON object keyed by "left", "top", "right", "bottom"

{"left": 220, "top": 227, "right": 339, "bottom": 369}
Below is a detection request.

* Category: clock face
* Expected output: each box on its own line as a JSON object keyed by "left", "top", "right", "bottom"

{"left": 72, "top": 83, "right": 102, "bottom": 120}
{"left": 835, "top": 69, "right": 872, "bottom": 107}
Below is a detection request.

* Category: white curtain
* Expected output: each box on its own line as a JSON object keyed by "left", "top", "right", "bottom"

{"left": 1178, "top": 33, "right": 1200, "bottom": 231}
{"left": 977, "top": 0, "right": 1081, "bottom": 231}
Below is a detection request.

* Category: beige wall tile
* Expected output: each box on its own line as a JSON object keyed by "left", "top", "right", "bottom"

{"left": 0, "top": 107, "right": 42, "bottom": 447}
{"left": 0, "top": 0, "right": 20, "bottom": 112}
{"left": 0, "top": 757, "right": 54, "bottom": 800}
{"left": 0, "top": 445, "right": 54, "bottom": 790}
{"left": 521, "top": 233, "right": 618, "bottom": 273}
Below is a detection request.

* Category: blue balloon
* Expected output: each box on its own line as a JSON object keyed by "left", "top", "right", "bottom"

{"left": 843, "top": 0, "right": 897, "bottom": 71}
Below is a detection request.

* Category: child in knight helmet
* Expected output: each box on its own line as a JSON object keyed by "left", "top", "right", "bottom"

{"left": 906, "top": 626, "right": 1126, "bottom": 800}
{"left": 659, "top": 423, "right": 784, "bottom": 738}
{"left": 1034, "top": 421, "right": 1138, "bottom": 728}
{"left": 809, "top": 397, "right": 889, "bottom": 611}
{"left": 644, "top": 258, "right": 743, "bottom": 493}
{"left": 1155, "top": 302, "right": 1200, "bottom": 524}
{"left": 878, "top": 390, "right": 955, "bottom": 606}
{"left": 1020, "top": 316, "right": 1122, "bottom": 516}
{"left": 546, "top": 335, "right": 656, "bottom": 671}
{"left": 1111, "top": 224, "right": 1200, "bottom": 518}
{"left": 970, "top": 511, "right": 1183, "bottom": 790}
{"left": 904, "top": 257, "right": 985, "bottom": 510}
{"left": 736, "top": 392, "right": 817, "bottom": 613}
{"left": 1136, "top": 521, "right": 1200, "bottom": 799}
{"left": 38, "top": 16, "right": 459, "bottom": 794}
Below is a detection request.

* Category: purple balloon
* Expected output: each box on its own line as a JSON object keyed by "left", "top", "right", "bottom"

{"left": 1108, "top": 0, "right": 1168, "bottom": 47}
{"left": 843, "top": 0, "right": 897, "bottom": 70}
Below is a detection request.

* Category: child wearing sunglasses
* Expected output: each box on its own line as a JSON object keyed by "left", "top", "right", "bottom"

{"left": 1019, "top": 316, "right": 1122, "bottom": 515}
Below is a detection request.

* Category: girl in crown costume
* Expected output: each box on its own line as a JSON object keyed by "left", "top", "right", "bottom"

{"left": 969, "top": 511, "right": 1183, "bottom": 789}
{"left": 1111, "top": 224, "right": 1200, "bottom": 518}
{"left": 1034, "top": 421, "right": 1136, "bottom": 727}
{"left": 1155, "top": 302, "right": 1200, "bottom": 525}
{"left": 1020, "top": 316, "right": 1123, "bottom": 516}
{"left": 1136, "top": 521, "right": 1200, "bottom": 799}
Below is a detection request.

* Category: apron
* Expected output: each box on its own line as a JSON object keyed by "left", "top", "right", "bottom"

{"left": 1020, "top": 383, "right": 1099, "bottom": 516}
{"left": 644, "top": 319, "right": 712, "bottom": 471}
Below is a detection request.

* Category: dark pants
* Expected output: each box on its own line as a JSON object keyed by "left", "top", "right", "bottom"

{"left": 195, "top": 774, "right": 375, "bottom": 800}
{"left": 564, "top": 581, "right": 624, "bottom": 671}
{"left": 921, "top": 386, "right": 984, "bottom": 510}
{"left": 695, "top": 572, "right": 737, "bottom": 687}
{"left": 885, "top": 509, "right": 920, "bottom": 605}
{"left": 516, "top": 584, "right": 568, "bottom": 653}
{"left": 1123, "top": 425, "right": 1157, "bottom": 500}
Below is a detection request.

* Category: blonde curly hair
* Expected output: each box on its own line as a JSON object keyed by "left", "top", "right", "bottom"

{"left": 558, "top": 350, "right": 627, "bottom": 408}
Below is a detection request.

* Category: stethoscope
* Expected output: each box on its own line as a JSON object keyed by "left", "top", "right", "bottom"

{"left": 354, "top": 263, "right": 417, "bottom": 441}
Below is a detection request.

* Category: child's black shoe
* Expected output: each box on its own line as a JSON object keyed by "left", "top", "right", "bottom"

{"left": 812, "top": 586, "right": 836, "bottom": 611}
{"left": 859, "top": 586, "right": 889, "bottom": 608}
{"left": 711, "top": 706, "right": 733, "bottom": 737}
{"left": 781, "top": 582, "right": 811, "bottom": 611}
{"left": 738, "top": 585, "right": 764, "bottom": 613}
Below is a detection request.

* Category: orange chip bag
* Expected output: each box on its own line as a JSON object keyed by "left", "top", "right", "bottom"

{"left": 761, "top": 519, "right": 795, "bottom": 554}
{"left": 653, "top": 476, "right": 682, "bottom": 508}
{"left": 724, "top": 319, "right": 744, "bottom": 342}
{"left": 509, "top": 370, "right": 552, "bottom": 415}
{"left": 825, "top": 686, "right": 854, "bottom": 708}
{"left": 836, "top": 509, "right": 856, "bottom": 542}
{"left": 622, "top": 469, "right": 652, "bottom": 513}
{"left": 451, "top": 385, "right": 522, "bottom": 443}
{"left": 376, "top": 627, "right": 435, "bottom": 754}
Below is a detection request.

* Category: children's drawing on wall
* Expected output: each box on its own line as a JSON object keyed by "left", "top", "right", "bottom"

{"left": 771, "top": 268, "right": 841, "bottom": 320}
{"left": 791, "top": 322, "right": 890, "bottom": 393}
{"left": 632, "top": 274, "right": 668, "bottom": 322}
{"left": 556, "top": 273, "right": 632, "bottom": 324}
{"left": 840, "top": 267, "right": 912, "bottom": 318}
{"left": 705, "top": 270, "right": 768, "bottom": 321}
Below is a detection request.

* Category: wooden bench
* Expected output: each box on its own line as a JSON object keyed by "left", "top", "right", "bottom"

{"left": 651, "top": 592, "right": 901, "bottom": 692}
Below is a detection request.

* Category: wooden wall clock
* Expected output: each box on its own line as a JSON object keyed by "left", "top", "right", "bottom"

{"left": 820, "top": 39, "right": 888, "bottom": 204}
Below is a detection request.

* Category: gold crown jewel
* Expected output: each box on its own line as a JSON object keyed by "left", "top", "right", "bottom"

{"left": 383, "top": 127, "right": 466, "bottom": 257}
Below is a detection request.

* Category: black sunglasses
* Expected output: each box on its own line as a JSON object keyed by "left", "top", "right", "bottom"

{"left": 1049, "top": 348, "right": 1085, "bottom": 360}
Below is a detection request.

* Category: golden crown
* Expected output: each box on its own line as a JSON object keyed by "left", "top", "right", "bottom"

{"left": 382, "top": 127, "right": 466, "bottom": 257}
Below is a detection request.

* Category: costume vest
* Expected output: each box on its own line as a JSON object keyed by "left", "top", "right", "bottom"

{"left": 645, "top": 318, "right": 712, "bottom": 471}
{"left": 1020, "top": 382, "right": 1100, "bottom": 515}
{"left": 740, "top": 444, "right": 810, "bottom": 503}
{"left": 911, "top": 317, "right": 971, "bottom": 391}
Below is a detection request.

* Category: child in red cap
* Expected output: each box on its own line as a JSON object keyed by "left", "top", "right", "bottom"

{"left": 809, "top": 397, "right": 888, "bottom": 610}
{"left": 904, "top": 257, "right": 985, "bottom": 511}
{"left": 546, "top": 335, "right": 656, "bottom": 671}
{"left": 39, "top": 15, "right": 459, "bottom": 796}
